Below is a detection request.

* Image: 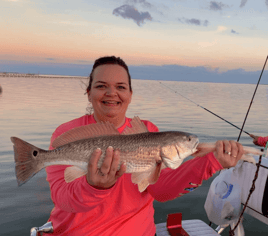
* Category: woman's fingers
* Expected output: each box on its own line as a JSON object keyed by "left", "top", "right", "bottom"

{"left": 86, "top": 147, "right": 125, "bottom": 189}
{"left": 108, "top": 149, "right": 120, "bottom": 176}
{"left": 214, "top": 140, "right": 245, "bottom": 168}
{"left": 229, "top": 140, "right": 238, "bottom": 158}
{"left": 116, "top": 162, "right": 127, "bottom": 178}
{"left": 87, "top": 148, "right": 102, "bottom": 185}
{"left": 88, "top": 148, "right": 102, "bottom": 174}
{"left": 100, "top": 146, "right": 113, "bottom": 175}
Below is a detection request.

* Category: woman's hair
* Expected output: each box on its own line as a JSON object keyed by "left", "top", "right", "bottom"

{"left": 85, "top": 56, "right": 132, "bottom": 114}
{"left": 86, "top": 56, "right": 132, "bottom": 94}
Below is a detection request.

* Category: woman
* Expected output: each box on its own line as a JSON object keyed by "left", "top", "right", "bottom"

{"left": 44, "top": 56, "right": 244, "bottom": 236}
{"left": 250, "top": 134, "right": 268, "bottom": 147}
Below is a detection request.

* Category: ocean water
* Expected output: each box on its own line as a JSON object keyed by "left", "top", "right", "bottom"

{"left": 0, "top": 76, "right": 268, "bottom": 235}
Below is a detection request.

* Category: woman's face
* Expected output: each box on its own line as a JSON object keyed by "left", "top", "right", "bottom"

{"left": 88, "top": 64, "right": 132, "bottom": 121}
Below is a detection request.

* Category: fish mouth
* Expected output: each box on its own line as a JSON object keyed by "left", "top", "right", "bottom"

{"left": 192, "top": 140, "right": 199, "bottom": 154}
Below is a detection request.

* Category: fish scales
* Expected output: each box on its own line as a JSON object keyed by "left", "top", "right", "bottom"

{"left": 36, "top": 132, "right": 185, "bottom": 172}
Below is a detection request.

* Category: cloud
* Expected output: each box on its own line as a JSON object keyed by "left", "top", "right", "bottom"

{"left": 126, "top": 0, "right": 152, "bottom": 8}
{"left": 231, "top": 29, "right": 239, "bottom": 34}
{"left": 240, "top": 0, "right": 248, "bottom": 7}
{"left": 46, "top": 58, "right": 55, "bottom": 61}
{"left": 249, "top": 25, "right": 257, "bottom": 30}
{"left": 57, "top": 21, "right": 89, "bottom": 26}
{"left": 209, "top": 1, "right": 229, "bottom": 11}
{"left": 266, "top": 0, "right": 268, "bottom": 7}
{"left": 217, "top": 26, "right": 228, "bottom": 32}
{"left": 113, "top": 5, "right": 152, "bottom": 26}
{"left": 178, "top": 18, "right": 209, "bottom": 26}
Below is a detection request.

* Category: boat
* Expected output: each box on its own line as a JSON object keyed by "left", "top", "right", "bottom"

{"left": 30, "top": 155, "right": 268, "bottom": 236}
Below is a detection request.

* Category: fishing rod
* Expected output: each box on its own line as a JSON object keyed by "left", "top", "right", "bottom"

{"left": 159, "top": 81, "right": 251, "bottom": 136}
{"left": 236, "top": 55, "right": 268, "bottom": 142}
{"left": 229, "top": 55, "right": 268, "bottom": 236}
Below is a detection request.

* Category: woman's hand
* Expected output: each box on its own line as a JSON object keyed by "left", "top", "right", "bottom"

{"left": 250, "top": 134, "right": 260, "bottom": 146}
{"left": 86, "top": 146, "right": 126, "bottom": 190}
{"left": 213, "top": 140, "right": 244, "bottom": 168}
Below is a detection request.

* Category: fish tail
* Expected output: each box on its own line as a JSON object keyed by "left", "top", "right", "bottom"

{"left": 11, "top": 137, "right": 44, "bottom": 186}
{"left": 243, "top": 146, "right": 263, "bottom": 156}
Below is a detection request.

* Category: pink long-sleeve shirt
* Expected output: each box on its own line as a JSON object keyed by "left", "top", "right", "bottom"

{"left": 257, "top": 136, "right": 268, "bottom": 147}
{"left": 44, "top": 115, "right": 223, "bottom": 236}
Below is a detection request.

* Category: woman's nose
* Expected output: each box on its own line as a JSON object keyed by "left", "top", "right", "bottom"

{"left": 106, "top": 86, "right": 116, "bottom": 96}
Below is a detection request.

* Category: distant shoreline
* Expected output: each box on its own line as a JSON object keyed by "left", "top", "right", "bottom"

{"left": 0, "top": 72, "right": 87, "bottom": 79}
{"left": 1, "top": 72, "right": 267, "bottom": 85}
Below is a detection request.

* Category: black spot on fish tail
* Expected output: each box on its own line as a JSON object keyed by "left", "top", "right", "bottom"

{"left": 10, "top": 137, "right": 44, "bottom": 186}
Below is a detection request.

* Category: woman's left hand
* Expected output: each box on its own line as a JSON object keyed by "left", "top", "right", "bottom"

{"left": 250, "top": 134, "right": 260, "bottom": 146}
{"left": 213, "top": 140, "right": 244, "bottom": 168}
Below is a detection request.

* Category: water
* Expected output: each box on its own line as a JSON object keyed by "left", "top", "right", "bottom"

{"left": 0, "top": 77, "right": 268, "bottom": 235}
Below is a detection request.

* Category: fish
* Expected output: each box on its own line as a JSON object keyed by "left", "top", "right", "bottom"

{"left": 192, "top": 142, "right": 263, "bottom": 164}
{"left": 11, "top": 117, "right": 199, "bottom": 192}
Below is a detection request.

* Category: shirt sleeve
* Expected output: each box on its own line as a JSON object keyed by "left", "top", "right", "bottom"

{"left": 257, "top": 136, "right": 268, "bottom": 147}
{"left": 46, "top": 166, "right": 114, "bottom": 213}
{"left": 147, "top": 152, "right": 223, "bottom": 202}
{"left": 46, "top": 125, "right": 114, "bottom": 213}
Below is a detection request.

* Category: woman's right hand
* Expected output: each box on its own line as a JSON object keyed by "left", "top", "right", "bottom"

{"left": 86, "top": 147, "right": 126, "bottom": 190}
{"left": 250, "top": 134, "right": 260, "bottom": 146}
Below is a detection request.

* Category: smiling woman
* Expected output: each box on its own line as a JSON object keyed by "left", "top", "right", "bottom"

{"left": 41, "top": 56, "right": 246, "bottom": 236}
{"left": 86, "top": 57, "right": 133, "bottom": 128}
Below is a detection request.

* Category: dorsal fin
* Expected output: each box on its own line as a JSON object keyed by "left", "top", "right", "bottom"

{"left": 52, "top": 122, "right": 119, "bottom": 148}
{"left": 121, "top": 116, "right": 149, "bottom": 135}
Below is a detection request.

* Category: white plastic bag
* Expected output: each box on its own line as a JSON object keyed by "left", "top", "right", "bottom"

{"left": 205, "top": 161, "right": 245, "bottom": 236}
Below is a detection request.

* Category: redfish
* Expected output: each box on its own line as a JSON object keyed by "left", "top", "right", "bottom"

{"left": 11, "top": 117, "right": 199, "bottom": 192}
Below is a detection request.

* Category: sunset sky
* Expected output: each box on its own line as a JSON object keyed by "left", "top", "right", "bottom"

{"left": 1, "top": 0, "right": 268, "bottom": 77}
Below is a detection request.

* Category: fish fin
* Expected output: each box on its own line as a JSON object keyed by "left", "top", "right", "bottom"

{"left": 132, "top": 162, "right": 162, "bottom": 192}
{"left": 121, "top": 116, "right": 149, "bottom": 135}
{"left": 52, "top": 122, "right": 119, "bottom": 148}
{"left": 138, "top": 179, "right": 150, "bottom": 192}
{"left": 147, "top": 161, "right": 162, "bottom": 184}
{"left": 161, "top": 162, "right": 167, "bottom": 170}
{"left": 241, "top": 154, "right": 256, "bottom": 164}
{"left": 64, "top": 166, "right": 87, "bottom": 183}
{"left": 10, "top": 137, "right": 44, "bottom": 186}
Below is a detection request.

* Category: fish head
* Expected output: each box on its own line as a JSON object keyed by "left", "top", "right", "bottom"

{"left": 161, "top": 131, "right": 199, "bottom": 169}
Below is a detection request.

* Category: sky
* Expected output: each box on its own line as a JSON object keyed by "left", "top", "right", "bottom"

{"left": 1, "top": 0, "right": 268, "bottom": 82}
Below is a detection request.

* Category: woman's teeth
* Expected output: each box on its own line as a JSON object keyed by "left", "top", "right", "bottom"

{"left": 102, "top": 101, "right": 119, "bottom": 104}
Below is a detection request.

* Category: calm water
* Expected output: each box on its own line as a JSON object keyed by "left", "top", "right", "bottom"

{"left": 0, "top": 77, "right": 268, "bottom": 235}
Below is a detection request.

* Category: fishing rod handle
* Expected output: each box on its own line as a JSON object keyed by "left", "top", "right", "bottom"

{"left": 30, "top": 221, "right": 53, "bottom": 236}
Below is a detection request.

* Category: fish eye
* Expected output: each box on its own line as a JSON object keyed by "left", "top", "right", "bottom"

{"left": 33, "top": 150, "right": 38, "bottom": 156}
{"left": 188, "top": 137, "right": 191, "bottom": 142}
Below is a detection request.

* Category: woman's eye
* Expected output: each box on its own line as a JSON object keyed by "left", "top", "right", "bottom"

{"left": 96, "top": 85, "right": 105, "bottom": 88}
{"left": 118, "top": 86, "right": 126, "bottom": 90}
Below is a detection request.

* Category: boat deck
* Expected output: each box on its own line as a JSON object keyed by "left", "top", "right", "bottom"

{"left": 156, "top": 219, "right": 219, "bottom": 236}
